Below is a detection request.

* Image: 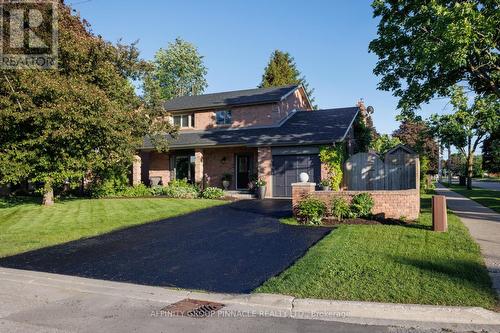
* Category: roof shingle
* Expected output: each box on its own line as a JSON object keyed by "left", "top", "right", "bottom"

{"left": 164, "top": 85, "right": 298, "bottom": 111}
{"left": 142, "top": 107, "right": 359, "bottom": 149}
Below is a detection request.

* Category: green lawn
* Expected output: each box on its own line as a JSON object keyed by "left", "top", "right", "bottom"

{"left": 443, "top": 183, "right": 500, "bottom": 214}
{"left": 256, "top": 194, "right": 497, "bottom": 309}
{"left": 474, "top": 177, "right": 500, "bottom": 183}
{"left": 0, "top": 197, "right": 226, "bottom": 258}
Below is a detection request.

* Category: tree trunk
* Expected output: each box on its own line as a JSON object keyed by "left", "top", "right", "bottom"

{"left": 447, "top": 146, "right": 452, "bottom": 185}
{"left": 42, "top": 186, "right": 54, "bottom": 206}
{"left": 466, "top": 153, "right": 474, "bottom": 190}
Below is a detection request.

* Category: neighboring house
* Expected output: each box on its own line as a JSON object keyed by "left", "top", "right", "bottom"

{"left": 134, "top": 84, "right": 359, "bottom": 198}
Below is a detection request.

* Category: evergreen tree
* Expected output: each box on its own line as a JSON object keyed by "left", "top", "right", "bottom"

{"left": 259, "top": 50, "right": 316, "bottom": 108}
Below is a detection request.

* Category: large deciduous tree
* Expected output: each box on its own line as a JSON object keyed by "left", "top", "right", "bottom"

{"left": 369, "top": 0, "right": 499, "bottom": 115}
{"left": 428, "top": 113, "right": 463, "bottom": 184}
{"left": 392, "top": 119, "right": 439, "bottom": 174}
{"left": 0, "top": 3, "right": 174, "bottom": 205}
{"left": 370, "top": 134, "right": 401, "bottom": 155}
{"left": 482, "top": 128, "right": 500, "bottom": 174}
{"left": 144, "top": 37, "right": 208, "bottom": 101}
{"left": 431, "top": 87, "right": 498, "bottom": 189}
{"left": 259, "top": 50, "right": 316, "bottom": 108}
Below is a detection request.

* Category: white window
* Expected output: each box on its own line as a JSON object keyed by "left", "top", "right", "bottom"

{"left": 173, "top": 114, "right": 195, "bottom": 128}
{"left": 215, "top": 110, "right": 232, "bottom": 125}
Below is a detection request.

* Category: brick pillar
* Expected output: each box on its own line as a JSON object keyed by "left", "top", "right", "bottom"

{"left": 132, "top": 154, "right": 142, "bottom": 186}
{"left": 194, "top": 148, "right": 204, "bottom": 185}
{"left": 257, "top": 147, "right": 272, "bottom": 198}
{"left": 291, "top": 182, "right": 316, "bottom": 215}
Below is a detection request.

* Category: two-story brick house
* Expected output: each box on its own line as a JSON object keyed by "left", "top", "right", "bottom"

{"left": 133, "top": 84, "right": 359, "bottom": 198}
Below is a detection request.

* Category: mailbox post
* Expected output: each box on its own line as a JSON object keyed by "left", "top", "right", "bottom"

{"left": 432, "top": 195, "right": 447, "bottom": 232}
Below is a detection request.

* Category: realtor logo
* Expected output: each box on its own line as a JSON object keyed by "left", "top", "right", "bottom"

{"left": 0, "top": 0, "right": 58, "bottom": 69}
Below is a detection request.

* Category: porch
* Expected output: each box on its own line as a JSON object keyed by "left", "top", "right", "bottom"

{"left": 132, "top": 147, "right": 273, "bottom": 197}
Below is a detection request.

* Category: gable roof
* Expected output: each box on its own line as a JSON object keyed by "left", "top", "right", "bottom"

{"left": 385, "top": 144, "right": 417, "bottom": 155}
{"left": 143, "top": 107, "right": 359, "bottom": 149}
{"left": 164, "top": 85, "right": 299, "bottom": 112}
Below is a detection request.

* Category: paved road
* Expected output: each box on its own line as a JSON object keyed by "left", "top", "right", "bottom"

{"left": 436, "top": 183, "right": 500, "bottom": 297}
{"left": 0, "top": 199, "right": 330, "bottom": 293}
{"left": 2, "top": 267, "right": 496, "bottom": 333}
{"left": 472, "top": 180, "right": 500, "bottom": 191}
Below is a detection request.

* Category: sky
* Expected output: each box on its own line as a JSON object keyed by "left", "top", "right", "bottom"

{"left": 74, "top": 0, "right": 452, "bottom": 134}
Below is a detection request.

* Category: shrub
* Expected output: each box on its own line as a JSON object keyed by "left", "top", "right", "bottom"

{"left": 161, "top": 180, "right": 199, "bottom": 198}
{"left": 120, "top": 184, "right": 152, "bottom": 197}
{"left": 297, "top": 196, "right": 327, "bottom": 225}
{"left": 201, "top": 187, "right": 225, "bottom": 199}
{"left": 350, "top": 193, "right": 374, "bottom": 218}
{"left": 331, "top": 196, "right": 351, "bottom": 221}
{"left": 150, "top": 185, "right": 164, "bottom": 196}
{"left": 89, "top": 174, "right": 128, "bottom": 198}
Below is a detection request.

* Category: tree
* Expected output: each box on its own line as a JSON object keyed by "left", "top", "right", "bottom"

{"left": 447, "top": 153, "right": 466, "bottom": 176}
{"left": 431, "top": 86, "right": 499, "bottom": 189}
{"left": 446, "top": 153, "right": 483, "bottom": 178}
{"left": 369, "top": 0, "right": 499, "bottom": 115}
{"left": 428, "top": 113, "right": 464, "bottom": 183}
{"left": 0, "top": 3, "right": 174, "bottom": 205}
{"left": 259, "top": 50, "right": 316, "bottom": 108}
{"left": 392, "top": 120, "right": 439, "bottom": 174}
{"left": 144, "top": 38, "right": 207, "bottom": 101}
{"left": 482, "top": 128, "right": 500, "bottom": 174}
{"left": 355, "top": 101, "right": 379, "bottom": 153}
{"left": 370, "top": 134, "right": 401, "bottom": 155}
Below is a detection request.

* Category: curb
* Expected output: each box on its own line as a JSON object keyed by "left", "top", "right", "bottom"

{"left": 1, "top": 267, "right": 499, "bottom": 330}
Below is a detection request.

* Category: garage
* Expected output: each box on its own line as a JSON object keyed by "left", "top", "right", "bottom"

{"left": 272, "top": 147, "right": 321, "bottom": 197}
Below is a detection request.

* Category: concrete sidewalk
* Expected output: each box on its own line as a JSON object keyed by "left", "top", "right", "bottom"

{"left": 436, "top": 183, "right": 500, "bottom": 297}
{"left": 0, "top": 267, "right": 499, "bottom": 332}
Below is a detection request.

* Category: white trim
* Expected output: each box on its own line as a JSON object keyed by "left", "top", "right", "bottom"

{"left": 171, "top": 113, "right": 195, "bottom": 129}
{"left": 280, "top": 84, "right": 314, "bottom": 110}
{"left": 279, "top": 85, "right": 300, "bottom": 101}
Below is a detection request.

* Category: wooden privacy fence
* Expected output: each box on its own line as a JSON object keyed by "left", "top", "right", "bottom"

{"left": 343, "top": 145, "right": 419, "bottom": 190}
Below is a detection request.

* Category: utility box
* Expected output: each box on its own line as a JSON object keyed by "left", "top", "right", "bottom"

{"left": 432, "top": 195, "right": 448, "bottom": 232}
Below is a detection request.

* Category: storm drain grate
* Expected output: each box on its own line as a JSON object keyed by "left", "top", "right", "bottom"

{"left": 161, "top": 299, "right": 225, "bottom": 318}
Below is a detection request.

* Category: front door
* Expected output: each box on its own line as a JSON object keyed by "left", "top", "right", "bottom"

{"left": 236, "top": 155, "right": 251, "bottom": 189}
{"left": 175, "top": 155, "right": 195, "bottom": 183}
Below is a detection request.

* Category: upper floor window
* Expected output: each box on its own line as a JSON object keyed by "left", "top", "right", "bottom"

{"left": 215, "top": 110, "right": 232, "bottom": 125}
{"left": 173, "top": 114, "right": 195, "bottom": 128}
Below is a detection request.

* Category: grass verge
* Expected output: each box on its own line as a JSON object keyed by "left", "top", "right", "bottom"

{"left": 256, "top": 193, "right": 497, "bottom": 309}
{"left": 442, "top": 183, "right": 500, "bottom": 214}
{"left": 0, "top": 197, "right": 226, "bottom": 258}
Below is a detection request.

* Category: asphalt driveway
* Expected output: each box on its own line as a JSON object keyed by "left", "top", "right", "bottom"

{"left": 0, "top": 199, "right": 330, "bottom": 293}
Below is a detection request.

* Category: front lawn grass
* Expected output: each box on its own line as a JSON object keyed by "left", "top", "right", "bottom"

{"left": 443, "top": 183, "right": 500, "bottom": 214}
{"left": 0, "top": 197, "right": 226, "bottom": 258}
{"left": 256, "top": 194, "right": 497, "bottom": 309}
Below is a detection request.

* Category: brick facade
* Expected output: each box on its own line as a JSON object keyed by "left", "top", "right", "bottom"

{"left": 194, "top": 149, "right": 203, "bottom": 183}
{"left": 132, "top": 155, "right": 141, "bottom": 185}
{"left": 176, "top": 86, "right": 312, "bottom": 131}
{"left": 203, "top": 147, "right": 257, "bottom": 190}
{"left": 257, "top": 147, "right": 272, "bottom": 198}
{"left": 148, "top": 151, "right": 170, "bottom": 185}
{"left": 292, "top": 183, "right": 420, "bottom": 220}
{"left": 134, "top": 87, "right": 317, "bottom": 195}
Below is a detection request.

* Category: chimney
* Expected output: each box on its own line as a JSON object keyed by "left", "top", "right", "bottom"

{"left": 356, "top": 99, "right": 367, "bottom": 125}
